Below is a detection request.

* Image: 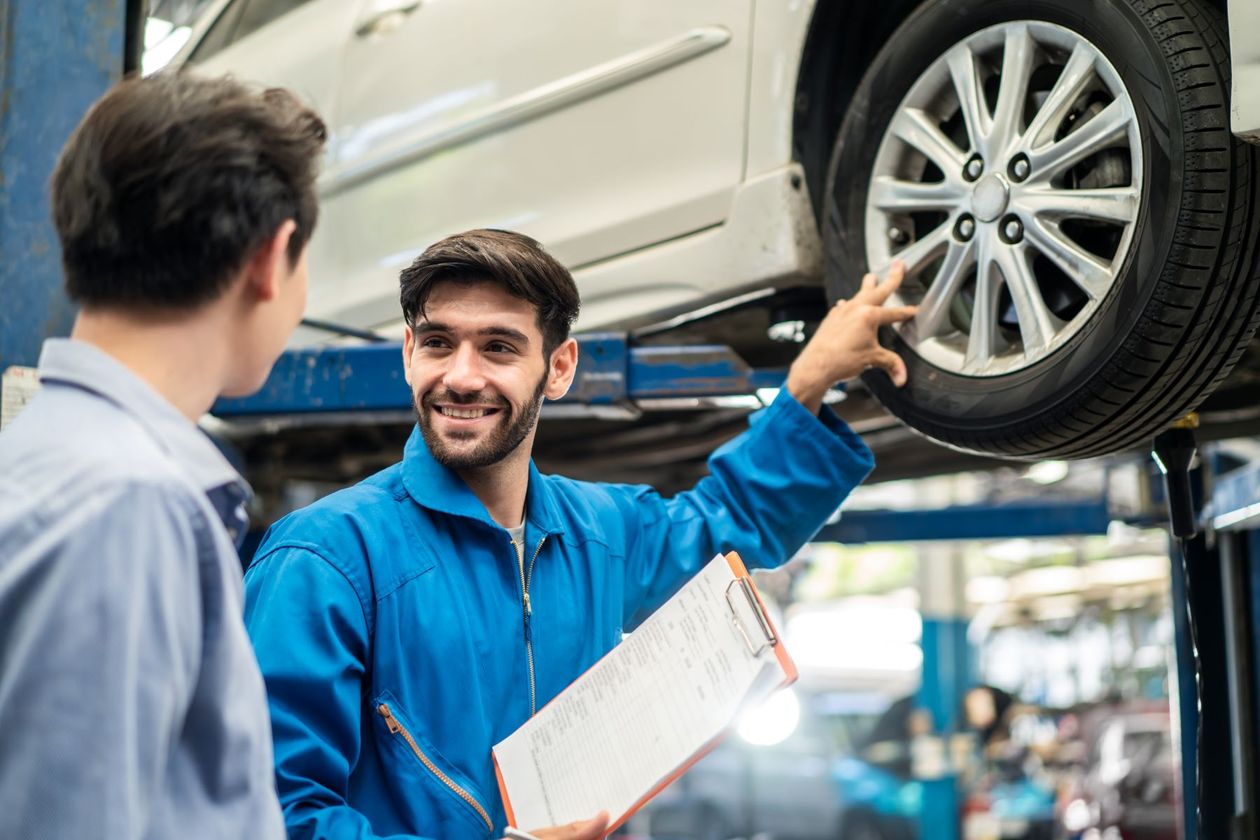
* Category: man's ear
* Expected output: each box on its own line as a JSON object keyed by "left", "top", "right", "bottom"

{"left": 243, "top": 220, "right": 298, "bottom": 302}
{"left": 545, "top": 338, "right": 578, "bottom": 400}
{"left": 402, "top": 324, "right": 414, "bottom": 386}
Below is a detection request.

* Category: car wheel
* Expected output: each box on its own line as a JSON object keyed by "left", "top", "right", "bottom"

{"left": 824, "top": 0, "right": 1260, "bottom": 458}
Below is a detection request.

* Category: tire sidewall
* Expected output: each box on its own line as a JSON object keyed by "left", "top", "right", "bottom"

{"left": 824, "top": 0, "right": 1183, "bottom": 432}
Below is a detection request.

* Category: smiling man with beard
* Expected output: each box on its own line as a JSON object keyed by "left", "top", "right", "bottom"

{"left": 243, "top": 229, "right": 914, "bottom": 840}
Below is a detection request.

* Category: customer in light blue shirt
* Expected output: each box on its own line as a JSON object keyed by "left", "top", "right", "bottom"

{"left": 0, "top": 72, "right": 326, "bottom": 840}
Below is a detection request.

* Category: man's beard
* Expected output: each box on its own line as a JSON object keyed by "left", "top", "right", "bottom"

{"left": 416, "top": 375, "right": 546, "bottom": 470}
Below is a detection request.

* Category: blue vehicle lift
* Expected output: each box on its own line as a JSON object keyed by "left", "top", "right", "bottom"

{"left": 212, "top": 336, "right": 790, "bottom": 418}
{"left": 4, "top": 4, "right": 1258, "bottom": 840}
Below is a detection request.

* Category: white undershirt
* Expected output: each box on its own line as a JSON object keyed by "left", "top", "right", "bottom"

{"left": 508, "top": 521, "right": 526, "bottom": 565}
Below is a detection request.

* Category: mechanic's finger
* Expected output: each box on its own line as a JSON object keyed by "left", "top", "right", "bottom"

{"left": 875, "top": 305, "right": 919, "bottom": 325}
{"left": 870, "top": 261, "right": 905, "bottom": 303}
{"left": 858, "top": 272, "right": 878, "bottom": 294}
{"left": 869, "top": 347, "right": 908, "bottom": 387}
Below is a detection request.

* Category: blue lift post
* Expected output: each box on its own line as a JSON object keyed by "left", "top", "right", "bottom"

{"left": 1191, "top": 462, "right": 1260, "bottom": 840}
{"left": 0, "top": 2, "right": 132, "bottom": 373}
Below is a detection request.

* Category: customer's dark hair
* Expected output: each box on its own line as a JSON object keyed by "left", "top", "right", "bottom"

{"left": 51, "top": 71, "right": 327, "bottom": 310}
{"left": 400, "top": 229, "right": 581, "bottom": 355}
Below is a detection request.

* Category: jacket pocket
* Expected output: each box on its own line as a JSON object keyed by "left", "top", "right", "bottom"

{"left": 373, "top": 690, "right": 494, "bottom": 837}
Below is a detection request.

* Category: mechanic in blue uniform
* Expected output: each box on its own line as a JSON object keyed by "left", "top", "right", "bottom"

{"left": 243, "top": 229, "right": 915, "bottom": 840}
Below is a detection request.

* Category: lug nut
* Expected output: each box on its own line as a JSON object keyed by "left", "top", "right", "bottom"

{"left": 964, "top": 156, "right": 984, "bottom": 181}
{"left": 1010, "top": 155, "right": 1031, "bottom": 182}
{"left": 1002, "top": 215, "right": 1024, "bottom": 243}
{"left": 955, "top": 214, "right": 976, "bottom": 241}
{"left": 888, "top": 226, "right": 909, "bottom": 244}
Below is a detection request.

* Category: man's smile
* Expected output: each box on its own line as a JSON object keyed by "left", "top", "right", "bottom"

{"left": 434, "top": 405, "right": 501, "bottom": 421}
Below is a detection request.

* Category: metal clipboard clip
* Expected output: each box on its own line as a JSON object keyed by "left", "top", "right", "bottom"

{"left": 725, "top": 577, "right": 777, "bottom": 658}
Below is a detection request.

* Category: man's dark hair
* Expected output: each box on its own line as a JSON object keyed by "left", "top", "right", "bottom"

{"left": 51, "top": 72, "right": 327, "bottom": 310}
{"left": 400, "top": 229, "right": 581, "bottom": 355}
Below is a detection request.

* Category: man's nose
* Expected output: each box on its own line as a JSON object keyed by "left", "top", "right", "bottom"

{"left": 443, "top": 343, "right": 487, "bottom": 394}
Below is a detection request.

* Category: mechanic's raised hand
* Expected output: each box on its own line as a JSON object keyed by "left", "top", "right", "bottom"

{"left": 786, "top": 261, "right": 917, "bottom": 413}
{"left": 515, "top": 811, "right": 609, "bottom": 840}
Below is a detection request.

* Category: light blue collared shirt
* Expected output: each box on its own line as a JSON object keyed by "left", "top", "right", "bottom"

{"left": 0, "top": 339, "right": 284, "bottom": 840}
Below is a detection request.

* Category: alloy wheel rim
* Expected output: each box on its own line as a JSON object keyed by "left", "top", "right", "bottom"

{"left": 864, "top": 21, "right": 1144, "bottom": 377}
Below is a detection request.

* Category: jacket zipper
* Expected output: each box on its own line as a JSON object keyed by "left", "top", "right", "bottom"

{"left": 512, "top": 534, "right": 547, "bottom": 716}
{"left": 377, "top": 703, "right": 493, "bottom": 833}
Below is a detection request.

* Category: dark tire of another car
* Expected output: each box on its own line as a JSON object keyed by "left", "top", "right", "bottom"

{"left": 824, "top": 0, "right": 1260, "bottom": 459}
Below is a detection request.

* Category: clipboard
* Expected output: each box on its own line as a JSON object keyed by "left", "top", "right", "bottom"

{"left": 492, "top": 551, "right": 797, "bottom": 836}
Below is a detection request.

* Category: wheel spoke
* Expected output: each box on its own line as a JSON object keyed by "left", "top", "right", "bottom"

{"left": 1022, "top": 44, "right": 1095, "bottom": 150}
{"left": 965, "top": 236, "right": 1001, "bottom": 370}
{"left": 892, "top": 107, "right": 968, "bottom": 175}
{"left": 947, "top": 44, "right": 991, "bottom": 155}
{"left": 913, "top": 239, "right": 975, "bottom": 338}
{"left": 990, "top": 24, "right": 1036, "bottom": 157}
{"left": 1017, "top": 185, "right": 1138, "bottom": 224}
{"left": 1025, "top": 218, "right": 1113, "bottom": 300}
{"left": 995, "top": 243, "right": 1059, "bottom": 355}
{"left": 1028, "top": 99, "right": 1131, "bottom": 179}
{"left": 869, "top": 175, "right": 967, "bottom": 213}
{"left": 880, "top": 221, "right": 952, "bottom": 278}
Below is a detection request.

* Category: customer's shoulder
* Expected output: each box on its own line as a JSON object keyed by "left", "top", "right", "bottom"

{"left": 0, "top": 390, "right": 193, "bottom": 503}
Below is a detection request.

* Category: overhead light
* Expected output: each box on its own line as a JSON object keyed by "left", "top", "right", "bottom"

{"left": 1026, "top": 460, "right": 1069, "bottom": 484}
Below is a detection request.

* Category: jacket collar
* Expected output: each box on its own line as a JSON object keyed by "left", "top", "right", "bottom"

{"left": 400, "top": 425, "right": 566, "bottom": 537}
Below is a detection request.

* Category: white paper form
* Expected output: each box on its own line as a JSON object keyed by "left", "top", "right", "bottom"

{"left": 493, "top": 554, "right": 789, "bottom": 829}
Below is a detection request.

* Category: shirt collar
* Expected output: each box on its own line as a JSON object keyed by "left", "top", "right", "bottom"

{"left": 37, "top": 339, "right": 249, "bottom": 500}
{"left": 400, "top": 425, "right": 565, "bottom": 536}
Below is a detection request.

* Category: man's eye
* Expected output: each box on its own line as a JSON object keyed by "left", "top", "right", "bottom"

{"left": 422, "top": 338, "right": 448, "bottom": 349}
{"left": 487, "top": 342, "right": 516, "bottom": 354}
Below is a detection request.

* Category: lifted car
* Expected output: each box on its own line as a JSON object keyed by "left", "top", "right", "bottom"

{"left": 177, "top": 0, "right": 1260, "bottom": 469}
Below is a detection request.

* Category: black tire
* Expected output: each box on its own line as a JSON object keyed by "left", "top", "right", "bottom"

{"left": 824, "top": 0, "right": 1260, "bottom": 459}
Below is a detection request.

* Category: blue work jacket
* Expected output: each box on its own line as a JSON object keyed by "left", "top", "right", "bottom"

{"left": 244, "top": 390, "right": 873, "bottom": 839}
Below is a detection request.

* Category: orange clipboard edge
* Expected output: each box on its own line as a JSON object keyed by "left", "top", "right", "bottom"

{"left": 724, "top": 551, "right": 798, "bottom": 685}
{"left": 493, "top": 751, "right": 518, "bottom": 830}
{"left": 495, "top": 551, "right": 797, "bottom": 837}
{"left": 600, "top": 724, "right": 739, "bottom": 837}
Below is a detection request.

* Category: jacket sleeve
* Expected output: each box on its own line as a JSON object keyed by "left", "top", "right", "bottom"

{"left": 244, "top": 545, "right": 433, "bottom": 840}
{"left": 612, "top": 388, "right": 874, "bottom": 625}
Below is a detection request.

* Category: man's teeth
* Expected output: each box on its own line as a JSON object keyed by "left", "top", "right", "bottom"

{"left": 439, "top": 407, "right": 492, "bottom": 419}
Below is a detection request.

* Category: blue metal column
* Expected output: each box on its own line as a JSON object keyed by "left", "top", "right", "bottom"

{"left": 916, "top": 543, "right": 968, "bottom": 840}
{"left": 1167, "top": 536, "right": 1200, "bottom": 840}
{"left": 1252, "top": 534, "right": 1260, "bottom": 794}
{"left": 0, "top": 2, "right": 127, "bottom": 371}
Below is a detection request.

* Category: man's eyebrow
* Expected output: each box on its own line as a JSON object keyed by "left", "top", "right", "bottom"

{"left": 477, "top": 326, "right": 530, "bottom": 344}
{"left": 413, "top": 322, "right": 531, "bottom": 344}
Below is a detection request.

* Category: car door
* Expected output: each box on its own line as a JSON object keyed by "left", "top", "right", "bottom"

{"left": 317, "top": 0, "right": 753, "bottom": 333}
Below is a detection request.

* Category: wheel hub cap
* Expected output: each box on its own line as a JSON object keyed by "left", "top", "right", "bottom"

{"left": 971, "top": 174, "right": 1009, "bottom": 222}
